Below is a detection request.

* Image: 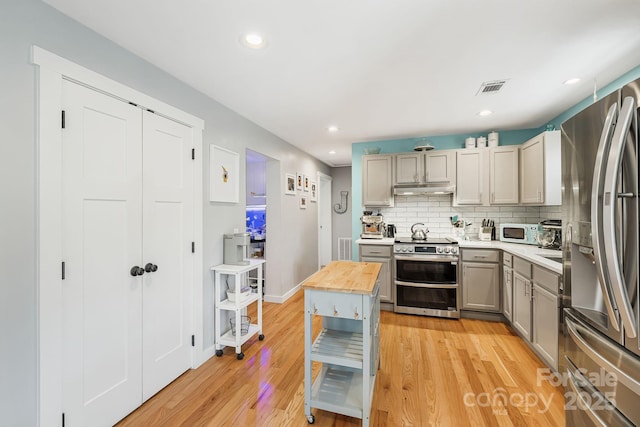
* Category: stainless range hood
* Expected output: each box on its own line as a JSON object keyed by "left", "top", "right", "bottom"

{"left": 393, "top": 184, "right": 455, "bottom": 196}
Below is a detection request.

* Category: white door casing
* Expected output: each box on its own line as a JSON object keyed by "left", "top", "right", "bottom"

{"left": 34, "top": 46, "right": 204, "bottom": 427}
{"left": 61, "top": 81, "right": 144, "bottom": 426}
{"left": 318, "top": 172, "right": 332, "bottom": 268}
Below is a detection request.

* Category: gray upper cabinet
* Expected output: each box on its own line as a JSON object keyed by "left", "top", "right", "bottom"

{"left": 455, "top": 149, "right": 487, "bottom": 205}
{"left": 519, "top": 130, "right": 561, "bottom": 205}
{"left": 362, "top": 154, "right": 394, "bottom": 207}
{"left": 425, "top": 151, "right": 455, "bottom": 184}
{"left": 394, "top": 150, "right": 455, "bottom": 185}
{"left": 489, "top": 146, "right": 519, "bottom": 205}
{"left": 395, "top": 153, "right": 422, "bottom": 184}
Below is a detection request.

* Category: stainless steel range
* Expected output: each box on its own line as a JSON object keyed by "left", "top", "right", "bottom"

{"left": 393, "top": 237, "right": 460, "bottom": 318}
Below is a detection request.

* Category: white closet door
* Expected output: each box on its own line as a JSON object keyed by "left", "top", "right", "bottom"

{"left": 141, "top": 111, "right": 193, "bottom": 400}
{"left": 61, "top": 81, "right": 143, "bottom": 426}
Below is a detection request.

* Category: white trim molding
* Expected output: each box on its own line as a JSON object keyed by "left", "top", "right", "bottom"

{"left": 33, "top": 46, "right": 205, "bottom": 427}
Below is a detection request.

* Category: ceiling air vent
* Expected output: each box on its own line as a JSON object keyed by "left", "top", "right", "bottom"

{"left": 477, "top": 80, "right": 507, "bottom": 95}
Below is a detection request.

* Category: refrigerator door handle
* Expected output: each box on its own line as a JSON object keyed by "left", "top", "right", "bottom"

{"left": 565, "top": 367, "right": 609, "bottom": 427}
{"left": 591, "top": 102, "right": 621, "bottom": 332}
{"left": 566, "top": 316, "right": 640, "bottom": 395}
{"left": 603, "top": 96, "right": 637, "bottom": 339}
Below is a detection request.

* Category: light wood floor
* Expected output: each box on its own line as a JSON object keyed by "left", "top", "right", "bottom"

{"left": 117, "top": 291, "right": 565, "bottom": 426}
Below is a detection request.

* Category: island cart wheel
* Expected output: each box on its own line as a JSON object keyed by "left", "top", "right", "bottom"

{"left": 215, "top": 350, "right": 223, "bottom": 357}
{"left": 307, "top": 414, "right": 315, "bottom": 424}
{"left": 237, "top": 352, "right": 244, "bottom": 360}
{"left": 258, "top": 334, "right": 265, "bottom": 340}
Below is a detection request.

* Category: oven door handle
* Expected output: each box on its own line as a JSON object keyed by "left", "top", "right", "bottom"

{"left": 394, "top": 255, "right": 458, "bottom": 264}
{"left": 395, "top": 280, "right": 458, "bottom": 289}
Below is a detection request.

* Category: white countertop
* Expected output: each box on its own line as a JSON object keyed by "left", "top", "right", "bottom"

{"left": 356, "top": 237, "right": 562, "bottom": 274}
{"left": 458, "top": 240, "right": 562, "bottom": 274}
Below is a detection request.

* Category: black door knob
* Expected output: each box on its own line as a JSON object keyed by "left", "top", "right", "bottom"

{"left": 130, "top": 266, "right": 144, "bottom": 277}
{"left": 144, "top": 263, "right": 158, "bottom": 273}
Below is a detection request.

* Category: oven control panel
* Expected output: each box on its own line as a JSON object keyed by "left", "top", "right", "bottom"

{"left": 394, "top": 245, "right": 459, "bottom": 255}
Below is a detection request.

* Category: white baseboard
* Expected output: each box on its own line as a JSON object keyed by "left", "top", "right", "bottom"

{"left": 264, "top": 282, "right": 302, "bottom": 304}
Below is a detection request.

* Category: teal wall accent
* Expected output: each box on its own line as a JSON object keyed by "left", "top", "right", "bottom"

{"left": 350, "top": 129, "right": 540, "bottom": 258}
{"left": 350, "top": 62, "right": 640, "bottom": 260}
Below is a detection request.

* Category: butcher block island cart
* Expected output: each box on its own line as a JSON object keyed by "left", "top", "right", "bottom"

{"left": 303, "top": 261, "right": 381, "bottom": 426}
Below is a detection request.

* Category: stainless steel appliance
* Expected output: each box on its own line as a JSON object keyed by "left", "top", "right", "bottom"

{"left": 561, "top": 77, "right": 640, "bottom": 426}
{"left": 223, "top": 232, "right": 250, "bottom": 265}
{"left": 537, "top": 219, "right": 562, "bottom": 250}
{"left": 360, "top": 212, "right": 385, "bottom": 239}
{"left": 386, "top": 224, "right": 396, "bottom": 238}
{"left": 393, "top": 237, "right": 460, "bottom": 318}
{"left": 498, "top": 223, "right": 539, "bottom": 245}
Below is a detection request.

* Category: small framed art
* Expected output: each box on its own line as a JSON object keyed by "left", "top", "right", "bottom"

{"left": 285, "top": 173, "right": 296, "bottom": 195}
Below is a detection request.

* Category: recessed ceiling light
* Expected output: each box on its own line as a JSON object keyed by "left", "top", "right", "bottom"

{"left": 478, "top": 110, "right": 493, "bottom": 116}
{"left": 563, "top": 78, "right": 581, "bottom": 85}
{"left": 241, "top": 33, "right": 266, "bottom": 49}
{"left": 328, "top": 125, "right": 339, "bottom": 133}
{"left": 329, "top": 150, "right": 336, "bottom": 155}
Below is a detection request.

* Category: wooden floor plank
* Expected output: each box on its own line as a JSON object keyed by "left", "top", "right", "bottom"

{"left": 116, "top": 291, "right": 565, "bottom": 426}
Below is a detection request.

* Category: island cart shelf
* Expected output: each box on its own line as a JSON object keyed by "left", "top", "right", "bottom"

{"left": 303, "top": 260, "right": 381, "bottom": 426}
{"left": 211, "top": 259, "right": 265, "bottom": 360}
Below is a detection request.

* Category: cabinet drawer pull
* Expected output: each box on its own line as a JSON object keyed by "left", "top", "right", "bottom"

{"left": 354, "top": 307, "right": 359, "bottom": 320}
{"left": 313, "top": 304, "right": 318, "bottom": 314}
{"left": 333, "top": 305, "right": 338, "bottom": 316}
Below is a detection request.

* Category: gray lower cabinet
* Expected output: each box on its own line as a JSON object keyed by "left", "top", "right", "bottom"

{"left": 359, "top": 244, "right": 392, "bottom": 303}
{"left": 512, "top": 256, "right": 533, "bottom": 340}
{"left": 512, "top": 271, "right": 532, "bottom": 340}
{"left": 511, "top": 256, "right": 560, "bottom": 371}
{"left": 461, "top": 249, "right": 500, "bottom": 312}
{"left": 503, "top": 253, "right": 513, "bottom": 322}
{"left": 531, "top": 266, "right": 560, "bottom": 371}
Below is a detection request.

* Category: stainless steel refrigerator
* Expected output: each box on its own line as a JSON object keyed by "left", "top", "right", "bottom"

{"left": 561, "top": 77, "right": 640, "bottom": 426}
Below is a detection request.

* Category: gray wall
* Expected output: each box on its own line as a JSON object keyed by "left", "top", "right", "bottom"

{"left": 331, "top": 167, "right": 353, "bottom": 259}
{"left": 0, "top": 1, "right": 329, "bottom": 424}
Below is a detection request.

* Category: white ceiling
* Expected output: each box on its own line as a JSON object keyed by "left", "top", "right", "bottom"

{"left": 43, "top": 0, "right": 640, "bottom": 166}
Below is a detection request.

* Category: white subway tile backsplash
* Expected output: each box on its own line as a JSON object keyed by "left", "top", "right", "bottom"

{"left": 378, "top": 197, "right": 556, "bottom": 238}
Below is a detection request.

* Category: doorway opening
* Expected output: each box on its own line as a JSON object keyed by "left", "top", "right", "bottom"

{"left": 246, "top": 149, "right": 269, "bottom": 294}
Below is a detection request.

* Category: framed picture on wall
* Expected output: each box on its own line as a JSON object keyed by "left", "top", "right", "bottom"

{"left": 299, "top": 196, "right": 307, "bottom": 209}
{"left": 285, "top": 173, "right": 296, "bottom": 195}
{"left": 209, "top": 145, "right": 239, "bottom": 203}
{"left": 296, "top": 172, "right": 304, "bottom": 191}
{"left": 310, "top": 181, "right": 317, "bottom": 202}
{"left": 304, "top": 175, "right": 310, "bottom": 192}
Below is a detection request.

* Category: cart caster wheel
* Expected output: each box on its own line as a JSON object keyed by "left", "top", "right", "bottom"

{"left": 258, "top": 334, "right": 265, "bottom": 340}
{"left": 237, "top": 352, "right": 244, "bottom": 360}
{"left": 215, "top": 350, "right": 223, "bottom": 357}
{"left": 307, "top": 415, "right": 315, "bottom": 424}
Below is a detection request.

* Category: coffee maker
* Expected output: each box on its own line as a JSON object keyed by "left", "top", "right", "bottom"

{"left": 537, "top": 219, "right": 562, "bottom": 250}
{"left": 360, "top": 211, "right": 385, "bottom": 239}
{"left": 224, "top": 232, "right": 250, "bottom": 265}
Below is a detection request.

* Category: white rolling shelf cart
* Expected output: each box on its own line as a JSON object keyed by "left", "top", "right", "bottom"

{"left": 303, "top": 261, "right": 381, "bottom": 426}
{"left": 211, "top": 259, "right": 265, "bottom": 360}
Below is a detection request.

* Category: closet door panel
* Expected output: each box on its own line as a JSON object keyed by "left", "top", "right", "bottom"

{"left": 62, "top": 81, "right": 143, "bottom": 426}
{"left": 141, "top": 111, "right": 194, "bottom": 401}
